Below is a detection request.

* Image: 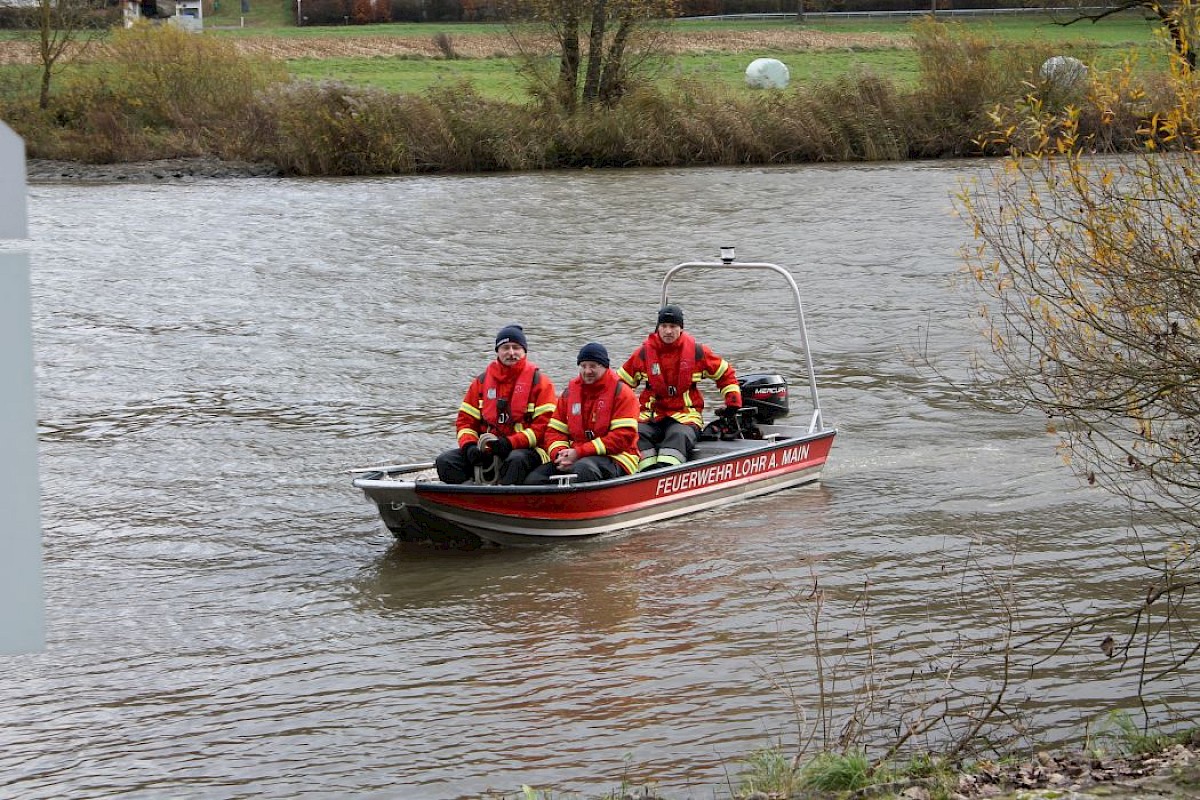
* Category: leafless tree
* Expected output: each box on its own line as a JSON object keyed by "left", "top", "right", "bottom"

{"left": 501, "top": 0, "right": 676, "bottom": 111}
{"left": 1044, "top": 0, "right": 1198, "bottom": 70}
{"left": 5, "top": 0, "right": 108, "bottom": 109}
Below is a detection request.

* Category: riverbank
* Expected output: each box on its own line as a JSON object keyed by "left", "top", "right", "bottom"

{"left": 941, "top": 740, "right": 1199, "bottom": 800}
{"left": 4, "top": 13, "right": 1153, "bottom": 175}
{"left": 25, "top": 157, "right": 283, "bottom": 183}
{"left": 486, "top": 739, "right": 1200, "bottom": 800}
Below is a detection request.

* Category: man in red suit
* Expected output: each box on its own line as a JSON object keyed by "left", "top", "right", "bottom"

{"left": 435, "top": 324, "right": 557, "bottom": 485}
{"left": 618, "top": 305, "right": 741, "bottom": 470}
{"left": 525, "top": 342, "right": 640, "bottom": 484}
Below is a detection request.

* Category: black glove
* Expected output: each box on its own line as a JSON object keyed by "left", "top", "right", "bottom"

{"left": 462, "top": 443, "right": 483, "bottom": 466}
{"left": 717, "top": 405, "right": 740, "bottom": 420}
{"left": 489, "top": 436, "right": 513, "bottom": 459}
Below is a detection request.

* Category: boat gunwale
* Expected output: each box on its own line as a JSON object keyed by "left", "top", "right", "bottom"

{"left": 351, "top": 425, "right": 836, "bottom": 496}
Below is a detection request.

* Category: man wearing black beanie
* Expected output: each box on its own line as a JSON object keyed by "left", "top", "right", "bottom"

{"left": 434, "top": 324, "right": 557, "bottom": 485}
{"left": 525, "top": 342, "right": 641, "bottom": 484}
{"left": 618, "top": 304, "right": 742, "bottom": 470}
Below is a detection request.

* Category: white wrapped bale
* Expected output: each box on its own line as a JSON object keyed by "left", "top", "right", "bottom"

{"left": 745, "top": 58, "right": 790, "bottom": 90}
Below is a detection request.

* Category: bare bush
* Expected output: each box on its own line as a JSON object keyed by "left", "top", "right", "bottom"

{"left": 956, "top": 4, "right": 1200, "bottom": 720}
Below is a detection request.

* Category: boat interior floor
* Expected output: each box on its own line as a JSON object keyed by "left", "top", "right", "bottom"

{"left": 693, "top": 437, "right": 778, "bottom": 460}
{"left": 691, "top": 430, "right": 799, "bottom": 460}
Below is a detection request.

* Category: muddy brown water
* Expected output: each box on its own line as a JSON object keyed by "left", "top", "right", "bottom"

{"left": 3, "top": 162, "right": 1194, "bottom": 799}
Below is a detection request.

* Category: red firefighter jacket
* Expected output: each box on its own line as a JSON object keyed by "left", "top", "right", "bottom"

{"left": 455, "top": 358, "right": 557, "bottom": 455}
{"left": 618, "top": 331, "right": 741, "bottom": 427}
{"left": 544, "top": 369, "right": 640, "bottom": 475}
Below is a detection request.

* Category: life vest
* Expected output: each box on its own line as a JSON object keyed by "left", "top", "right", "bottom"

{"left": 566, "top": 371, "right": 620, "bottom": 443}
{"left": 642, "top": 332, "right": 700, "bottom": 402}
{"left": 480, "top": 360, "right": 539, "bottom": 433}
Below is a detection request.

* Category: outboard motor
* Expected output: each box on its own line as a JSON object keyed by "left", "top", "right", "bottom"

{"left": 739, "top": 373, "right": 789, "bottom": 423}
{"left": 700, "top": 373, "right": 789, "bottom": 442}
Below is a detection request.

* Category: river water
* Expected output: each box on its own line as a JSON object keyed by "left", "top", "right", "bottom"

{"left": 3, "top": 162, "right": 1194, "bottom": 799}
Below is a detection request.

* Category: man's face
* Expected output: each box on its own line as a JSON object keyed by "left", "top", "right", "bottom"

{"left": 496, "top": 343, "right": 526, "bottom": 366}
{"left": 657, "top": 322, "right": 682, "bottom": 344}
{"left": 578, "top": 360, "right": 606, "bottom": 384}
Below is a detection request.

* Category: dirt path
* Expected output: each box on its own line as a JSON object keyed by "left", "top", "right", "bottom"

{"left": 0, "top": 28, "right": 909, "bottom": 64}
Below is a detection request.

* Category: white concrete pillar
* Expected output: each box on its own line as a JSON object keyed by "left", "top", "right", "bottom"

{"left": 0, "top": 123, "right": 44, "bottom": 654}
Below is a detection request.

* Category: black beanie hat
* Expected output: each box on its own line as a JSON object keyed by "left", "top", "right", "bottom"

{"left": 495, "top": 324, "right": 528, "bottom": 352}
{"left": 657, "top": 304, "right": 684, "bottom": 327}
{"left": 576, "top": 342, "right": 610, "bottom": 369}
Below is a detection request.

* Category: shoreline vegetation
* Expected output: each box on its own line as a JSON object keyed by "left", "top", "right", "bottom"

{"left": 483, "top": 731, "right": 1200, "bottom": 799}
{"left": 0, "top": 13, "right": 1180, "bottom": 176}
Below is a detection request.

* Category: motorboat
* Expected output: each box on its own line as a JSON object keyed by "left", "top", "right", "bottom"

{"left": 352, "top": 249, "right": 837, "bottom": 547}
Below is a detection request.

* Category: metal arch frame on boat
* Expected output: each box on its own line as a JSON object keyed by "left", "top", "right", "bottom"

{"left": 659, "top": 255, "right": 825, "bottom": 434}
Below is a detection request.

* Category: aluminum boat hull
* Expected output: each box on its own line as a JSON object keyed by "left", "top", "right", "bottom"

{"left": 354, "top": 426, "right": 835, "bottom": 546}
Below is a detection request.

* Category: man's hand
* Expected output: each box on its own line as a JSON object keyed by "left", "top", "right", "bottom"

{"left": 553, "top": 448, "right": 579, "bottom": 470}
{"left": 716, "top": 405, "right": 740, "bottom": 420}
{"left": 462, "top": 442, "right": 484, "bottom": 466}
{"left": 484, "top": 436, "right": 513, "bottom": 459}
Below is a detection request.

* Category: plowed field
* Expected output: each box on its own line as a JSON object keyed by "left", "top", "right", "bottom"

{"left": 0, "top": 28, "right": 908, "bottom": 64}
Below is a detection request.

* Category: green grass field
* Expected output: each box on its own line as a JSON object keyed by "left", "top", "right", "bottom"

{"left": 703, "top": 13, "right": 1157, "bottom": 45}
{"left": 270, "top": 12, "right": 1165, "bottom": 99}
{"left": 279, "top": 49, "right": 929, "bottom": 98}
{"left": 0, "top": 8, "right": 1171, "bottom": 101}
{"left": 282, "top": 54, "right": 530, "bottom": 97}
{"left": 0, "top": 4, "right": 1179, "bottom": 168}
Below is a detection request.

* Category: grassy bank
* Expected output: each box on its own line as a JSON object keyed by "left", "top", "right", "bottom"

{"left": 0, "top": 13, "right": 1179, "bottom": 173}
{"left": 185, "top": 12, "right": 1172, "bottom": 96}
{"left": 488, "top": 721, "right": 1200, "bottom": 799}
{"left": 281, "top": 49, "right": 925, "bottom": 98}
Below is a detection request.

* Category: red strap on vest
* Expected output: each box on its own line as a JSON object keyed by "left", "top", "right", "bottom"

{"left": 644, "top": 332, "right": 698, "bottom": 400}
{"left": 481, "top": 360, "right": 537, "bottom": 431}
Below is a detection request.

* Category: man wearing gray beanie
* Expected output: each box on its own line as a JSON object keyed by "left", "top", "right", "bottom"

{"left": 434, "top": 324, "right": 557, "bottom": 485}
